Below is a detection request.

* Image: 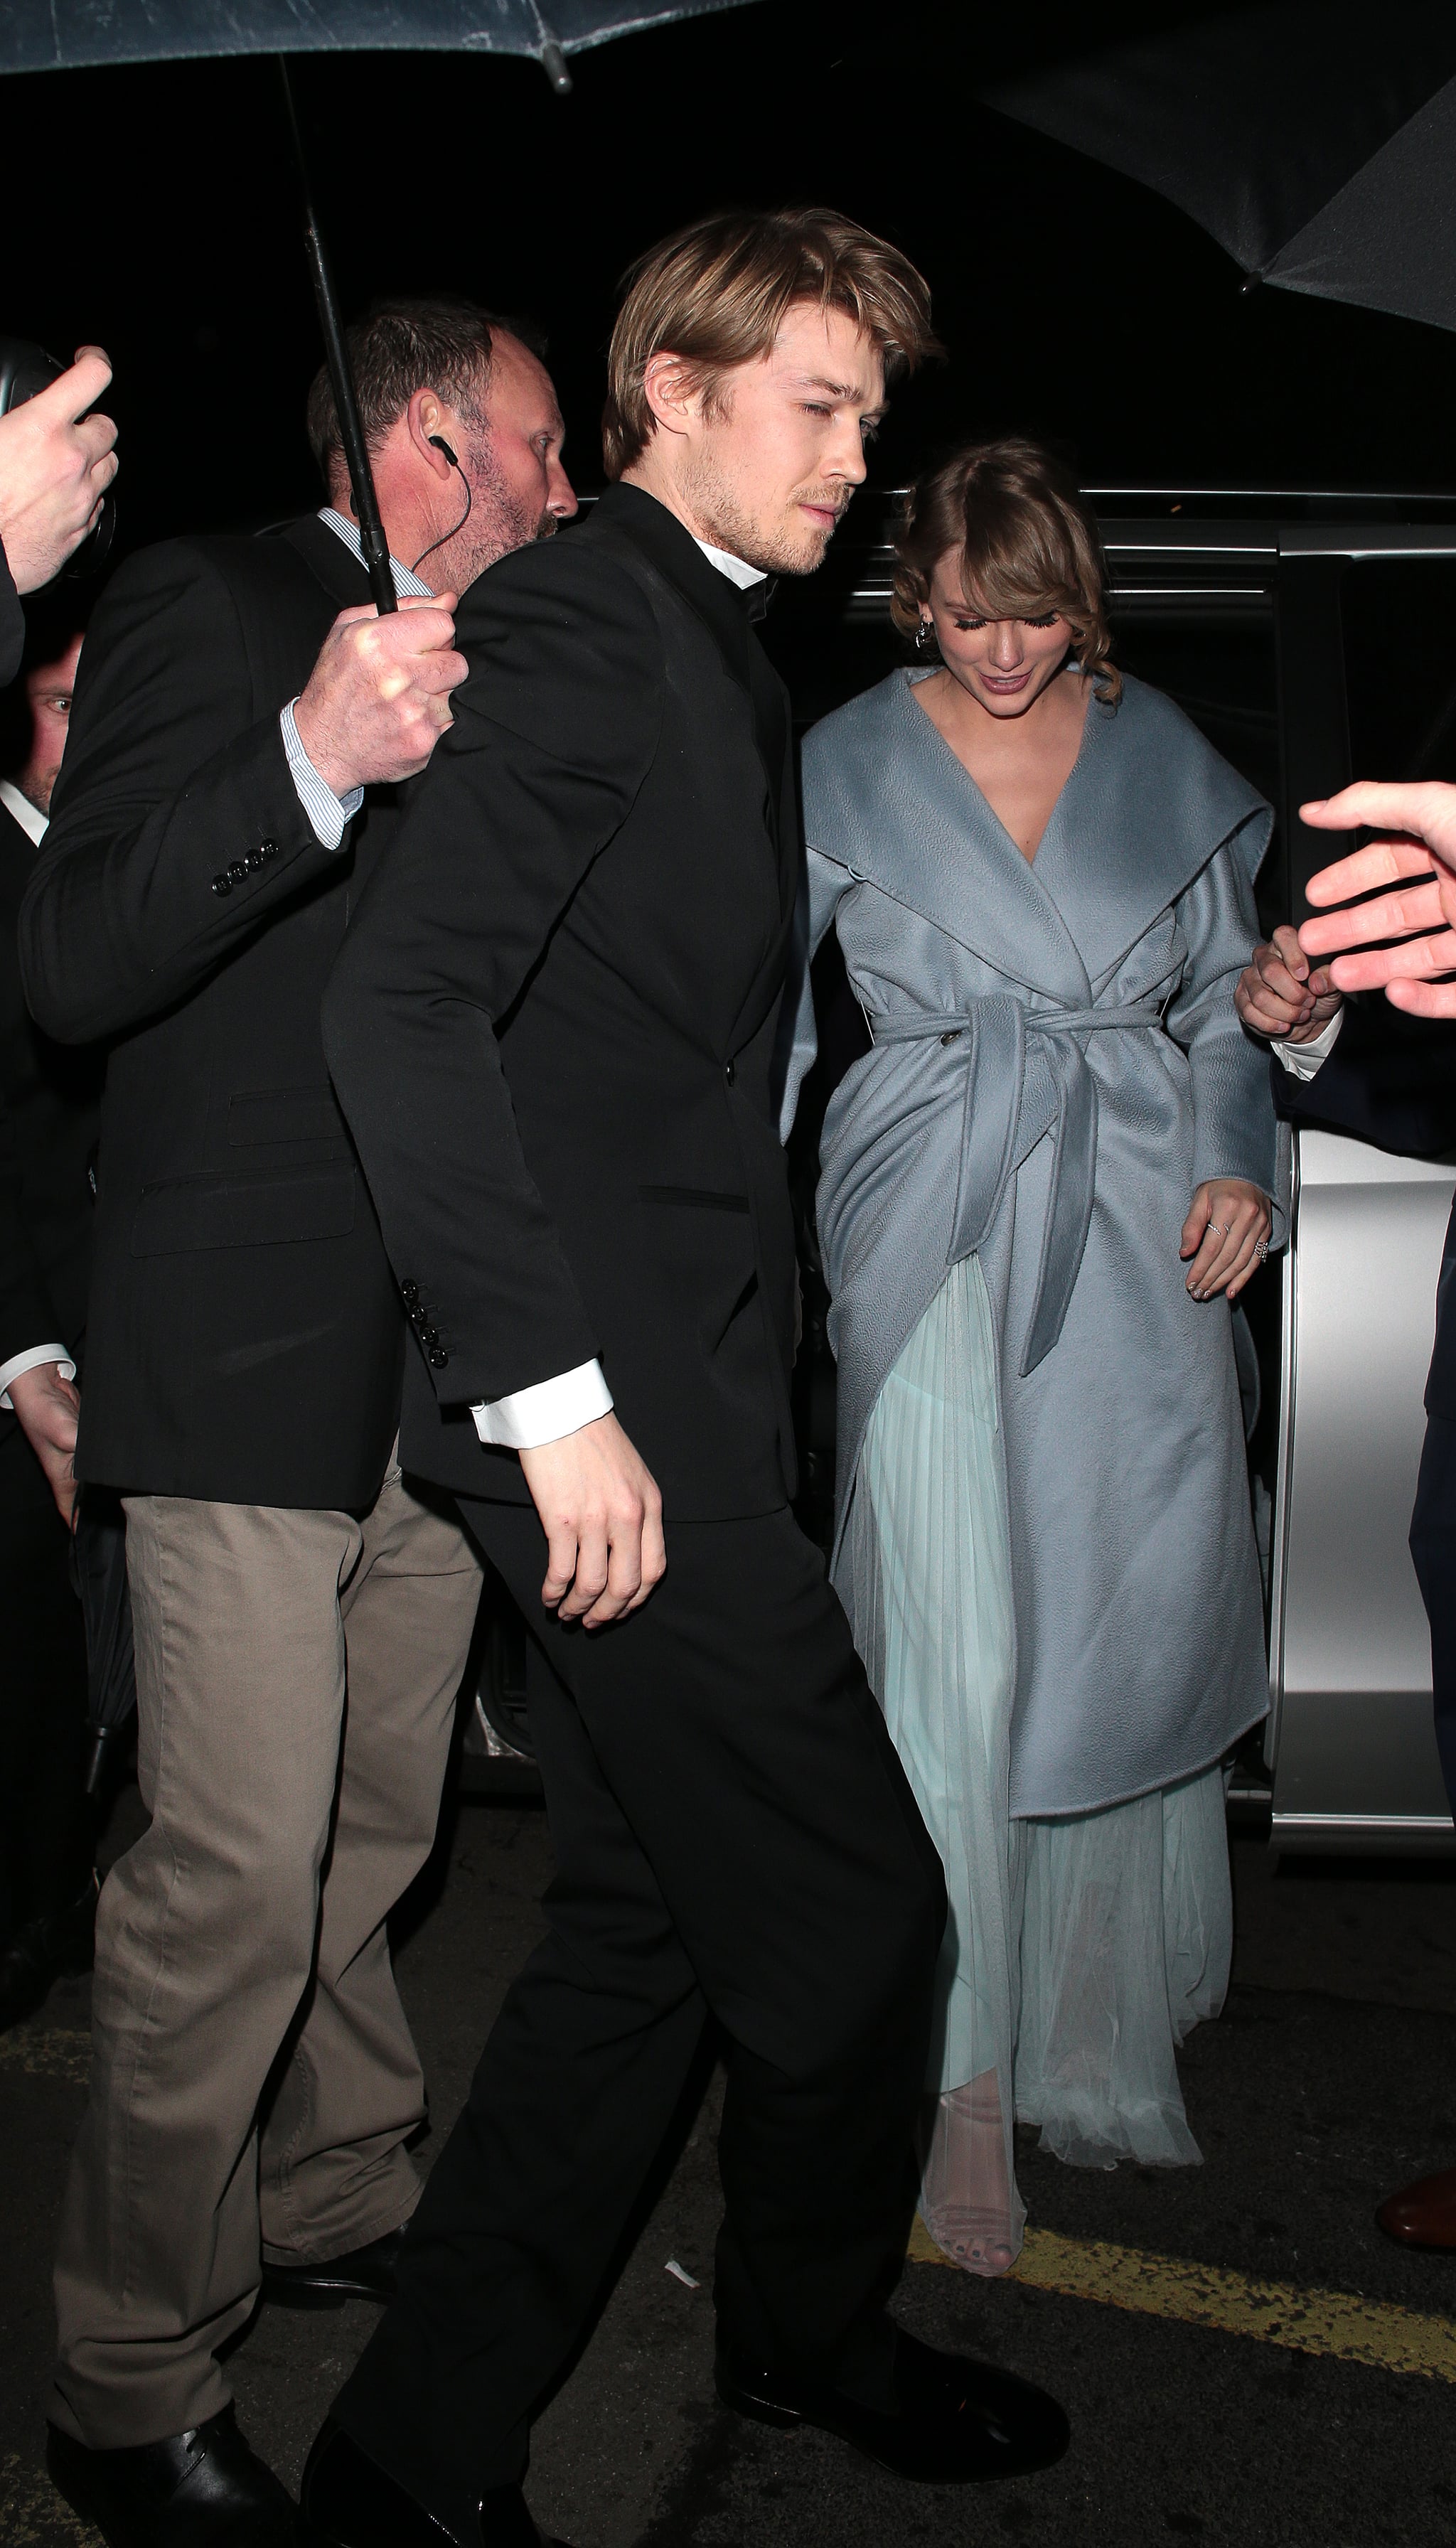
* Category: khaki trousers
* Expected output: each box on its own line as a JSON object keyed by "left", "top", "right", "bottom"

{"left": 51, "top": 1453, "right": 483, "bottom": 2448}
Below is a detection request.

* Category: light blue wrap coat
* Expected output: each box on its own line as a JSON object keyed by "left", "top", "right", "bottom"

{"left": 783, "top": 668, "right": 1282, "bottom": 1818}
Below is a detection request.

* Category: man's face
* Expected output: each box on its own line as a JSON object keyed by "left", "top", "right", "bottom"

{"left": 451, "top": 335, "right": 577, "bottom": 585}
{"left": 14, "top": 634, "right": 82, "bottom": 815}
{"left": 670, "top": 304, "right": 886, "bottom": 577}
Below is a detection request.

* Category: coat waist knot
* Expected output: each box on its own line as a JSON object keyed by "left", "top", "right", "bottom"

{"left": 869, "top": 997, "right": 1165, "bottom": 1375}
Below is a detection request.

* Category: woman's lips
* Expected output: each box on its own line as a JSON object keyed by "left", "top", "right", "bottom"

{"left": 979, "top": 670, "right": 1032, "bottom": 693}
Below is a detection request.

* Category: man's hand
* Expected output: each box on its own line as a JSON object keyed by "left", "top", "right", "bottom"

{"left": 1297, "top": 781, "right": 1456, "bottom": 1017}
{"left": 1181, "top": 1179, "right": 1272, "bottom": 1304}
{"left": 9, "top": 1360, "right": 80, "bottom": 1523}
{"left": 518, "top": 1410, "right": 666, "bottom": 1629}
{"left": 0, "top": 348, "right": 117, "bottom": 593}
{"left": 292, "top": 592, "right": 466, "bottom": 796}
{"left": 1235, "top": 924, "right": 1343, "bottom": 1043}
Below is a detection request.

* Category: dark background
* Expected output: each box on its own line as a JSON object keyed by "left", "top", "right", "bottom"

{"left": 6, "top": 0, "right": 1456, "bottom": 554}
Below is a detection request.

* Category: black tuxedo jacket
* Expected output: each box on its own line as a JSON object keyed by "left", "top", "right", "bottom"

{"left": 0, "top": 796, "right": 104, "bottom": 1424}
{"left": 18, "top": 516, "right": 409, "bottom": 1506}
{"left": 323, "top": 483, "right": 801, "bottom": 1521}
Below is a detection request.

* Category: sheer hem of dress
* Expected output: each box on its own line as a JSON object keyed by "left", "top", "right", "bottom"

{"left": 919, "top": 2070, "right": 1026, "bottom": 2275}
{"left": 1014, "top": 1762, "right": 1232, "bottom": 2170}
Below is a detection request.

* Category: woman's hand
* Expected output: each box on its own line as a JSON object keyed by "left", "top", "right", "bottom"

{"left": 1180, "top": 1179, "right": 1271, "bottom": 1303}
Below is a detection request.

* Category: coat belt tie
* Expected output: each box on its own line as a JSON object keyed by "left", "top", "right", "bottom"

{"left": 871, "top": 999, "right": 1166, "bottom": 1374}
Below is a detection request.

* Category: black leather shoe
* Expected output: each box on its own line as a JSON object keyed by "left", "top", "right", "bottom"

{"left": 715, "top": 2323, "right": 1070, "bottom": 2483}
{"left": 261, "top": 2226, "right": 405, "bottom": 2309}
{"left": 46, "top": 2404, "right": 298, "bottom": 2544}
{"left": 303, "top": 2424, "right": 572, "bottom": 2547}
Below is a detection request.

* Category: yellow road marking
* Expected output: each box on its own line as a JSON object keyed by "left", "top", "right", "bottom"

{"left": 0, "top": 2025, "right": 90, "bottom": 2082}
{"left": 909, "top": 2215, "right": 1456, "bottom": 2380}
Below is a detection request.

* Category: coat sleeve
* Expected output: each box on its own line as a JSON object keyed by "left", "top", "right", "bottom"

{"left": 321, "top": 539, "right": 663, "bottom": 1413}
{"left": 19, "top": 541, "right": 336, "bottom": 1044}
{"left": 0, "top": 542, "right": 22, "bottom": 689}
{"left": 0, "top": 1086, "right": 63, "bottom": 1375}
{"left": 1165, "top": 817, "right": 1288, "bottom": 1243}
{"left": 777, "top": 718, "right": 859, "bottom": 1152}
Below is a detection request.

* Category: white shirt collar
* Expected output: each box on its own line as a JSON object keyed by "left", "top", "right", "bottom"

{"left": 0, "top": 776, "right": 47, "bottom": 845}
{"left": 318, "top": 506, "right": 434, "bottom": 599}
{"left": 694, "top": 538, "right": 768, "bottom": 592}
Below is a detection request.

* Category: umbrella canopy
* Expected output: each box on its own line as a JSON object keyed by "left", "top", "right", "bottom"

{"left": 983, "top": 1, "right": 1456, "bottom": 336}
{"left": 1, "top": 0, "right": 759, "bottom": 86}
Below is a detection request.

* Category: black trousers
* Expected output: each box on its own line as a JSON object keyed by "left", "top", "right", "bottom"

{"left": 1410, "top": 1411, "right": 1456, "bottom": 1818}
{"left": 0, "top": 1423, "right": 90, "bottom": 1939}
{"left": 335, "top": 1502, "right": 944, "bottom": 2538}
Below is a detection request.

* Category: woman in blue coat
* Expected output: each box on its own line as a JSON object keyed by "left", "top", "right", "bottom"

{"left": 783, "top": 441, "right": 1280, "bottom": 2274}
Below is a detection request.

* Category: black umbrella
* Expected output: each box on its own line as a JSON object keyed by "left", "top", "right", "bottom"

{"left": 984, "top": 1, "right": 1456, "bottom": 336}
{"left": 70, "top": 1491, "right": 136, "bottom": 1797}
{"left": 4, "top": 0, "right": 763, "bottom": 606}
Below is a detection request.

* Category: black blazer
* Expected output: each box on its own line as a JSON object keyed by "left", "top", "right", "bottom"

{"left": 0, "top": 794, "right": 103, "bottom": 1411}
{"left": 323, "top": 483, "right": 801, "bottom": 1521}
{"left": 18, "top": 516, "right": 408, "bottom": 1506}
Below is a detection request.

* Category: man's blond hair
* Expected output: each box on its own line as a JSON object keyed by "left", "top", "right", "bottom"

{"left": 602, "top": 208, "right": 938, "bottom": 481}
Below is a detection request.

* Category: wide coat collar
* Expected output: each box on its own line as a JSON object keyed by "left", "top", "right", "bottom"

{"left": 803, "top": 669, "right": 1271, "bottom": 1001}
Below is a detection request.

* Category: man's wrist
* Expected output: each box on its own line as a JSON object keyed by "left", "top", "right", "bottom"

{"left": 281, "top": 700, "right": 364, "bottom": 850}
{"left": 0, "top": 1343, "right": 75, "bottom": 1412}
{"left": 472, "top": 1360, "right": 614, "bottom": 1452}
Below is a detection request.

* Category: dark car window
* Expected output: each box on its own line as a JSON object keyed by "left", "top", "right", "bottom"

{"left": 1289, "top": 557, "right": 1456, "bottom": 1158}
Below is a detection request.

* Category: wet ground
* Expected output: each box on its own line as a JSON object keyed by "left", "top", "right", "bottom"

{"left": 4, "top": 1777, "right": 1455, "bottom": 2548}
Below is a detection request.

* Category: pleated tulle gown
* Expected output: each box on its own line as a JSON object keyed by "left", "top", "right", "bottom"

{"left": 845, "top": 1253, "right": 1233, "bottom": 2273}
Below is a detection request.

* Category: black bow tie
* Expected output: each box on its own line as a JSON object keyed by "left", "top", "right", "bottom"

{"left": 742, "top": 576, "right": 776, "bottom": 624}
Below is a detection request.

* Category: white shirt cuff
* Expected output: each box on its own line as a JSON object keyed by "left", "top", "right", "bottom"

{"left": 0, "top": 1342, "right": 76, "bottom": 1411}
{"left": 471, "top": 1359, "right": 614, "bottom": 1451}
{"left": 280, "top": 700, "right": 364, "bottom": 850}
{"left": 1272, "top": 1006, "right": 1344, "bottom": 1081}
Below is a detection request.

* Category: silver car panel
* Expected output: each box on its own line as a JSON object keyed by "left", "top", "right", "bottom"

{"left": 1270, "top": 1130, "right": 1455, "bottom": 1851}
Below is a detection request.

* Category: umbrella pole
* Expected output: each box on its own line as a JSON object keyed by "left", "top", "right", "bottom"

{"left": 277, "top": 58, "right": 397, "bottom": 616}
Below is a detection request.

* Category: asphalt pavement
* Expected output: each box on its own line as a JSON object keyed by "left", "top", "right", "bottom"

{"left": 4, "top": 1774, "right": 1456, "bottom": 2548}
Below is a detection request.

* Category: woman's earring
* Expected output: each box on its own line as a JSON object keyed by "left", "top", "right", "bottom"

{"left": 914, "top": 616, "right": 933, "bottom": 653}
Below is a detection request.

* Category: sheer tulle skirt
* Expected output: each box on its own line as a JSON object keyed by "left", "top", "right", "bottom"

{"left": 839, "top": 1256, "right": 1233, "bottom": 2272}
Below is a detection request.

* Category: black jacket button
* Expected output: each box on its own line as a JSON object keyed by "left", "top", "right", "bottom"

{"left": 260, "top": 839, "right": 279, "bottom": 858}
{"left": 429, "top": 1348, "right": 448, "bottom": 1369}
{"left": 724, "top": 1059, "right": 737, "bottom": 1087}
{"left": 401, "top": 1281, "right": 419, "bottom": 1305}
{"left": 211, "top": 874, "right": 231, "bottom": 897}
{"left": 228, "top": 861, "right": 247, "bottom": 884}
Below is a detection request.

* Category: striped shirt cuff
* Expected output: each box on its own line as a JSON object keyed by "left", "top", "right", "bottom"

{"left": 280, "top": 700, "right": 364, "bottom": 851}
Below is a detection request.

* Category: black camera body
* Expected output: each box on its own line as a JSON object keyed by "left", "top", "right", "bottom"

{"left": 0, "top": 334, "right": 116, "bottom": 576}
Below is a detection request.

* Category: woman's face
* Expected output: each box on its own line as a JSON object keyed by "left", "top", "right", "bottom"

{"left": 922, "top": 552, "right": 1073, "bottom": 719}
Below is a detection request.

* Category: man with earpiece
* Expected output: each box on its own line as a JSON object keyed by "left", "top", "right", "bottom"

{"left": 20, "top": 296, "right": 579, "bottom": 2548}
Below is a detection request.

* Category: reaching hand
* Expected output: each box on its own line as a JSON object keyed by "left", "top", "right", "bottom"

{"left": 518, "top": 1410, "right": 666, "bottom": 1629}
{"left": 291, "top": 592, "right": 466, "bottom": 797}
{"left": 1297, "top": 781, "right": 1456, "bottom": 1017}
{"left": 0, "top": 348, "right": 117, "bottom": 593}
{"left": 9, "top": 1359, "right": 81, "bottom": 1523}
{"left": 1181, "top": 1179, "right": 1271, "bottom": 1304}
{"left": 1235, "top": 924, "right": 1343, "bottom": 1043}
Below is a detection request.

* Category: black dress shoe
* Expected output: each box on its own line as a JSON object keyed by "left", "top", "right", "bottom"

{"left": 261, "top": 2225, "right": 405, "bottom": 2309}
{"left": 46, "top": 2404, "right": 297, "bottom": 2545}
{"left": 302, "top": 2422, "right": 572, "bottom": 2548}
{"left": 716, "top": 2323, "right": 1070, "bottom": 2483}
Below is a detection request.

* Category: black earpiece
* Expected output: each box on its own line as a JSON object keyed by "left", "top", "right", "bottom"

{"left": 429, "top": 433, "right": 460, "bottom": 469}
{"left": 413, "top": 433, "right": 472, "bottom": 575}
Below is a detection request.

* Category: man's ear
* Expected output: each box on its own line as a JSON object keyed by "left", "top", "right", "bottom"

{"left": 640, "top": 352, "right": 703, "bottom": 441}
{"left": 405, "top": 387, "right": 456, "bottom": 477}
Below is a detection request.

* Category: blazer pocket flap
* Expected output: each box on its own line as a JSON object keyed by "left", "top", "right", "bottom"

{"left": 131, "top": 1166, "right": 357, "bottom": 1256}
{"left": 640, "top": 1184, "right": 751, "bottom": 1213}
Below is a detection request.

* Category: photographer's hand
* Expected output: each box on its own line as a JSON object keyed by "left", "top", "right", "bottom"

{"left": 0, "top": 348, "right": 117, "bottom": 592}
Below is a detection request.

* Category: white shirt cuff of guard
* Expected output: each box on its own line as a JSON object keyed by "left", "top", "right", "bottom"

{"left": 279, "top": 700, "right": 365, "bottom": 850}
{"left": 0, "top": 1342, "right": 76, "bottom": 1411}
{"left": 1272, "top": 1006, "right": 1344, "bottom": 1081}
{"left": 471, "top": 1359, "right": 614, "bottom": 1451}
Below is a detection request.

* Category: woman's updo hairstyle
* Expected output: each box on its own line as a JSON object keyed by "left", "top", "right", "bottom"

{"left": 892, "top": 436, "right": 1121, "bottom": 705}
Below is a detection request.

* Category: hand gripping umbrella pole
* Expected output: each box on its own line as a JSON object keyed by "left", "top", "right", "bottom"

{"left": 278, "top": 58, "right": 397, "bottom": 615}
